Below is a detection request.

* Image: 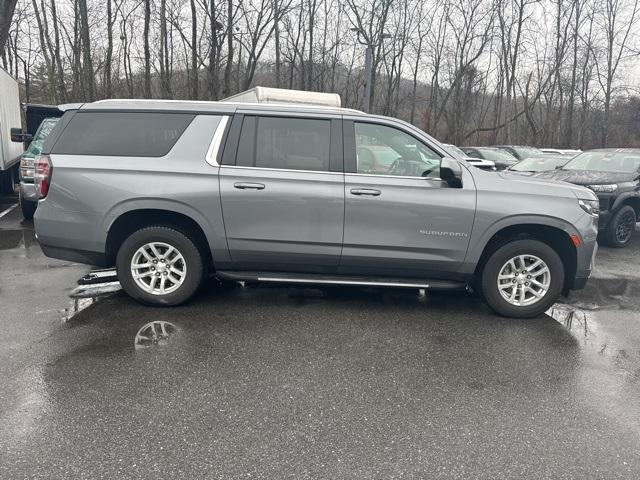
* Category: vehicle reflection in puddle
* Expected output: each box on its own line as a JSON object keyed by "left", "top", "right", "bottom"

{"left": 61, "top": 297, "right": 98, "bottom": 322}
{"left": 62, "top": 270, "right": 123, "bottom": 322}
{"left": 134, "top": 321, "right": 177, "bottom": 350}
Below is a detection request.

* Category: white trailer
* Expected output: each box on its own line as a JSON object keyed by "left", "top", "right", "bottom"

{"left": 0, "top": 67, "right": 22, "bottom": 194}
{"left": 222, "top": 86, "right": 342, "bottom": 108}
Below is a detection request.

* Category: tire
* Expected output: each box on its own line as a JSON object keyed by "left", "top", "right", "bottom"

{"left": 116, "top": 226, "right": 204, "bottom": 306}
{"left": 19, "top": 192, "right": 37, "bottom": 220}
{"left": 603, "top": 205, "right": 636, "bottom": 248}
{"left": 480, "top": 239, "right": 564, "bottom": 318}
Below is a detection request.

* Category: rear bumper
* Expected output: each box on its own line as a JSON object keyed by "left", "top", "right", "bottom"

{"left": 19, "top": 181, "right": 38, "bottom": 202}
{"left": 39, "top": 243, "right": 109, "bottom": 267}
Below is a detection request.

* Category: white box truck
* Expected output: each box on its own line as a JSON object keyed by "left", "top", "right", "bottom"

{"left": 0, "top": 67, "right": 23, "bottom": 194}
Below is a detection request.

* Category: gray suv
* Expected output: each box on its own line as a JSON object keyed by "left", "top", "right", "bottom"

{"left": 33, "top": 100, "right": 599, "bottom": 318}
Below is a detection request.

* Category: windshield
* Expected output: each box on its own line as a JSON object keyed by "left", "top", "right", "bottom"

{"left": 512, "top": 146, "right": 543, "bottom": 159}
{"left": 24, "top": 118, "right": 59, "bottom": 157}
{"left": 478, "top": 148, "right": 517, "bottom": 163}
{"left": 510, "top": 156, "right": 568, "bottom": 172}
{"left": 563, "top": 151, "right": 640, "bottom": 173}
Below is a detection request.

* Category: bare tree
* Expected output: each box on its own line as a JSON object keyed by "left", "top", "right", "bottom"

{"left": 0, "top": 0, "right": 18, "bottom": 55}
{"left": 593, "top": 0, "right": 639, "bottom": 146}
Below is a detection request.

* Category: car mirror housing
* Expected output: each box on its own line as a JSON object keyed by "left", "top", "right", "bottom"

{"left": 440, "top": 157, "right": 463, "bottom": 188}
{"left": 10, "top": 127, "right": 33, "bottom": 144}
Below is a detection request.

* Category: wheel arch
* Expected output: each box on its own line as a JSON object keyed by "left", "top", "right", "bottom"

{"left": 472, "top": 221, "right": 578, "bottom": 294}
{"left": 614, "top": 194, "right": 640, "bottom": 219}
{"left": 105, "top": 208, "right": 216, "bottom": 271}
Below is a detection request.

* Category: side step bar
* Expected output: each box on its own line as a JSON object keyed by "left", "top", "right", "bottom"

{"left": 216, "top": 271, "right": 466, "bottom": 291}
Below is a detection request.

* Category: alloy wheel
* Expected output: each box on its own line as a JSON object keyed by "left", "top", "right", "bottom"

{"left": 130, "top": 242, "right": 187, "bottom": 295}
{"left": 615, "top": 211, "right": 636, "bottom": 244}
{"left": 497, "top": 254, "right": 551, "bottom": 307}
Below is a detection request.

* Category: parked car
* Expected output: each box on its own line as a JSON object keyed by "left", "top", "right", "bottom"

{"left": 505, "top": 155, "right": 569, "bottom": 176}
{"left": 34, "top": 96, "right": 599, "bottom": 318}
{"left": 18, "top": 117, "right": 59, "bottom": 219}
{"left": 443, "top": 143, "right": 496, "bottom": 171}
{"left": 533, "top": 149, "right": 640, "bottom": 247}
{"left": 540, "top": 148, "right": 581, "bottom": 157}
{"left": 492, "top": 145, "right": 544, "bottom": 161}
{"left": 461, "top": 146, "right": 519, "bottom": 170}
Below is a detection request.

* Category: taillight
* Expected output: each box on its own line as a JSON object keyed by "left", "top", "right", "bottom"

{"left": 34, "top": 154, "right": 52, "bottom": 199}
{"left": 20, "top": 156, "right": 35, "bottom": 179}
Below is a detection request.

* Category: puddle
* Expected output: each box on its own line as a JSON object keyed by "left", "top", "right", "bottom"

{"left": 564, "top": 276, "right": 640, "bottom": 311}
{"left": 548, "top": 302, "right": 640, "bottom": 384}
{"left": 59, "top": 269, "right": 123, "bottom": 322}
{"left": 134, "top": 321, "right": 177, "bottom": 350}
{"left": 60, "top": 297, "right": 100, "bottom": 322}
{"left": 547, "top": 304, "right": 592, "bottom": 338}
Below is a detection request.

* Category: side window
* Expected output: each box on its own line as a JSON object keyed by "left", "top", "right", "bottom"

{"left": 354, "top": 122, "right": 441, "bottom": 177}
{"left": 237, "top": 116, "right": 331, "bottom": 172}
{"left": 51, "top": 112, "right": 194, "bottom": 157}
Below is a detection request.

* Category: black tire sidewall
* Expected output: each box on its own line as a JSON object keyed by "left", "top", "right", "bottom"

{"left": 604, "top": 205, "right": 636, "bottom": 248}
{"left": 481, "top": 239, "right": 564, "bottom": 318}
{"left": 116, "top": 226, "right": 204, "bottom": 306}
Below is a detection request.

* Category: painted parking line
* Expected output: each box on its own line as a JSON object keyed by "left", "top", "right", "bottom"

{"left": 0, "top": 203, "right": 18, "bottom": 219}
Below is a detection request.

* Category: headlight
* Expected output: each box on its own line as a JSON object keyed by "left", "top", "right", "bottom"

{"left": 587, "top": 184, "right": 617, "bottom": 193}
{"left": 20, "top": 156, "right": 35, "bottom": 179}
{"left": 578, "top": 199, "right": 600, "bottom": 217}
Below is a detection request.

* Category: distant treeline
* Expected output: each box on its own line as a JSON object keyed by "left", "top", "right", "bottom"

{"left": 1, "top": 0, "right": 640, "bottom": 148}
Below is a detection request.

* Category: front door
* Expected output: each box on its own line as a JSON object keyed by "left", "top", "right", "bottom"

{"left": 340, "top": 120, "right": 476, "bottom": 279}
{"left": 219, "top": 114, "right": 344, "bottom": 272}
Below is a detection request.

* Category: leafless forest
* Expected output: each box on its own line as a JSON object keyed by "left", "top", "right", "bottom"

{"left": 1, "top": 0, "right": 640, "bottom": 148}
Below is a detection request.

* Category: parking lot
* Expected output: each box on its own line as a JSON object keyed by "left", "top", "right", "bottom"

{"left": 1, "top": 194, "right": 639, "bottom": 478}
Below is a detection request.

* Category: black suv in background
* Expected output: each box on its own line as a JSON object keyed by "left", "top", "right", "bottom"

{"left": 534, "top": 149, "right": 640, "bottom": 247}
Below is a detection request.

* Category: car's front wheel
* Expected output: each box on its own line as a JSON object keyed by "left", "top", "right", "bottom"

{"left": 480, "top": 239, "right": 564, "bottom": 318}
{"left": 116, "top": 226, "right": 204, "bottom": 306}
{"left": 603, "top": 205, "right": 636, "bottom": 248}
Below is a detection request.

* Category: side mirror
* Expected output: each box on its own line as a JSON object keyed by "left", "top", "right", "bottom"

{"left": 10, "top": 127, "right": 32, "bottom": 144}
{"left": 555, "top": 165, "right": 564, "bottom": 169}
{"left": 440, "top": 157, "right": 463, "bottom": 188}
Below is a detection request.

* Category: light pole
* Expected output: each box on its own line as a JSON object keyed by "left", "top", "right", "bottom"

{"left": 351, "top": 28, "right": 391, "bottom": 113}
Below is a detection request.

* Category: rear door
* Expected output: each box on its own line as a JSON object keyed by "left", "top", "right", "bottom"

{"left": 218, "top": 112, "right": 344, "bottom": 272}
{"left": 340, "top": 118, "right": 476, "bottom": 279}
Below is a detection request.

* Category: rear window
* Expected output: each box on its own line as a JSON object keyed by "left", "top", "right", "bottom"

{"left": 51, "top": 112, "right": 194, "bottom": 157}
{"left": 237, "top": 116, "right": 332, "bottom": 172}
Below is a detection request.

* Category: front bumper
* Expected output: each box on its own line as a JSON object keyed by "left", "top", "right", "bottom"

{"left": 572, "top": 241, "right": 597, "bottom": 290}
{"left": 595, "top": 192, "right": 618, "bottom": 229}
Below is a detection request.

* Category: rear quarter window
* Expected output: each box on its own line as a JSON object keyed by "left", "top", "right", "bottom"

{"left": 51, "top": 112, "right": 195, "bottom": 157}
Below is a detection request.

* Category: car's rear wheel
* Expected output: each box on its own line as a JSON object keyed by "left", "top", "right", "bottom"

{"left": 116, "top": 226, "right": 204, "bottom": 306}
{"left": 603, "top": 205, "right": 636, "bottom": 248}
{"left": 480, "top": 239, "right": 564, "bottom": 318}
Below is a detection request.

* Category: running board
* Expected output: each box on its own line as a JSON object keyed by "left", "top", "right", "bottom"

{"left": 215, "top": 271, "right": 466, "bottom": 290}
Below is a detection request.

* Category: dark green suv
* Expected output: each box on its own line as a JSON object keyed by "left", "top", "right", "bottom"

{"left": 19, "top": 117, "right": 59, "bottom": 219}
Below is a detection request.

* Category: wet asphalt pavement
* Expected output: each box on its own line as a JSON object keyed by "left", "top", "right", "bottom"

{"left": 1, "top": 194, "right": 640, "bottom": 479}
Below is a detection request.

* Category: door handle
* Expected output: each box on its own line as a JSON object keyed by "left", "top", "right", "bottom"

{"left": 350, "top": 188, "right": 381, "bottom": 196}
{"left": 234, "top": 182, "right": 265, "bottom": 190}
